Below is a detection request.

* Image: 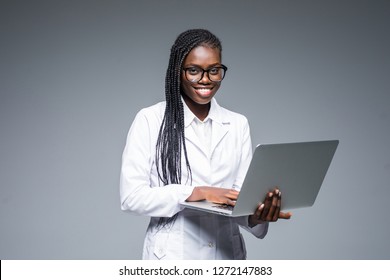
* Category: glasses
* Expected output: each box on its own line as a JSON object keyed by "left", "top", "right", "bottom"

{"left": 182, "top": 65, "right": 228, "bottom": 83}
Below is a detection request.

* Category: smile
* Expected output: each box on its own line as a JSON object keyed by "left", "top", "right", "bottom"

{"left": 194, "top": 87, "right": 213, "bottom": 94}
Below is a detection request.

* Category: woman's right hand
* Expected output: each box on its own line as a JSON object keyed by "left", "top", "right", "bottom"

{"left": 186, "top": 186, "right": 239, "bottom": 206}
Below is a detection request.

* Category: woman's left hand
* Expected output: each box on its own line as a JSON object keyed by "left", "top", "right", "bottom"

{"left": 248, "top": 188, "right": 292, "bottom": 226}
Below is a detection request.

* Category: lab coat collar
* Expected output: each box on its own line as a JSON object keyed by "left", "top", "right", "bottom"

{"left": 182, "top": 97, "right": 227, "bottom": 127}
{"left": 181, "top": 97, "right": 230, "bottom": 158}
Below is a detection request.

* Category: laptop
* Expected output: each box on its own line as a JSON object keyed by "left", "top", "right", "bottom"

{"left": 180, "top": 140, "right": 339, "bottom": 217}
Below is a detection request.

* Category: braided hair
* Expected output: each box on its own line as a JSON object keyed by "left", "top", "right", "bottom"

{"left": 156, "top": 29, "right": 222, "bottom": 186}
{"left": 155, "top": 29, "right": 222, "bottom": 227}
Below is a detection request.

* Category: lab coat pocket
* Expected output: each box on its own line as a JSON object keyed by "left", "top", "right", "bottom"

{"left": 232, "top": 233, "right": 247, "bottom": 260}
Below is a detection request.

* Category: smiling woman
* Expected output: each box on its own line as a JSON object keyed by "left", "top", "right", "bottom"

{"left": 119, "top": 29, "right": 290, "bottom": 260}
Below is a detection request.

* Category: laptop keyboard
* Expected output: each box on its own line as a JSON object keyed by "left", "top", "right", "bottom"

{"left": 212, "top": 204, "right": 234, "bottom": 211}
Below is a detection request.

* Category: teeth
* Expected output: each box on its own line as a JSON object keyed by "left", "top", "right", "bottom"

{"left": 197, "top": 88, "right": 211, "bottom": 93}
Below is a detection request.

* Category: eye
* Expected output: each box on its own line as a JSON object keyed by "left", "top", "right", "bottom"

{"left": 208, "top": 67, "right": 220, "bottom": 75}
{"left": 187, "top": 67, "right": 201, "bottom": 75}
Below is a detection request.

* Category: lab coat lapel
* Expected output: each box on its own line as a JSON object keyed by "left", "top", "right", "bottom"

{"left": 209, "top": 98, "right": 230, "bottom": 158}
{"left": 182, "top": 97, "right": 203, "bottom": 154}
{"left": 184, "top": 125, "right": 208, "bottom": 157}
{"left": 210, "top": 121, "right": 229, "bottom": 158}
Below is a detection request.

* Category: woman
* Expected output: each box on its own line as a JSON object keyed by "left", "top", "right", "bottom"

{"left": 120, "top": 29, "right": 291, "bottom": 260}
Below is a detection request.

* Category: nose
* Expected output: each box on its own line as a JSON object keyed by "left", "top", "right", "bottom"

{"left": 198, "top": 71, "right": 212, "bottom": 84}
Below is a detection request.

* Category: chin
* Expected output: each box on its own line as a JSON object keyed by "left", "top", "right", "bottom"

{"left": 193, "top": 95, "right": 215, "bottom": 104}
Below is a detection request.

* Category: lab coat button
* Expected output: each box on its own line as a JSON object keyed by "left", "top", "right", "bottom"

{"left": 208, "top": 242, "right": 214, "bottom": 248}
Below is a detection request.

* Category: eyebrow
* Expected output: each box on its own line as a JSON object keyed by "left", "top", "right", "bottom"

{"left": 183, "top": 63, "right": 223, "bottom": 68}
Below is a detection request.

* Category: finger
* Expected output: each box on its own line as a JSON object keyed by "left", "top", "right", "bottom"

{"left": 266, "top": 190, "right": 279, "bottom": 221}
{"left": 279, "top": 211, "right": 292, "bottom": 219}
{"left": 249, "top": 204, "right": 264, "bottom": 226}
{"left": 225, "top": 198, "right": 236, "bottom": 206}
{"left": 260, "top": 192, "right": 273, "bottom": 220}
{"left": 228, "top": 189, "right": 239, "bottom": 194}
{"left": 272, "top": 191, "right": 281, "bottom": 221}
{"left": 226, "top": 190, "right": 239, "bottom": 200}
{"left": 254, "top": 203, "right": 264, "bottom": 219}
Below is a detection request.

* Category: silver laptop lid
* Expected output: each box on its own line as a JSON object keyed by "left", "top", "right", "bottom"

{"left": 231, "top": 140, "right": 339, "bottom": 216}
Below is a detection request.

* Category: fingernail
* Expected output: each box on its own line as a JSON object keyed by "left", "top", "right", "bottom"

{"left": 260, "top": 204, "right": 264, "bottom": 209}
{"left": 269, "top": 192, "right": 273, "bottom": 197}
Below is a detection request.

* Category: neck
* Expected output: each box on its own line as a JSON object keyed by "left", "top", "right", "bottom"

{"left": 181, "top": 95, "right": 210, "bottom": 121}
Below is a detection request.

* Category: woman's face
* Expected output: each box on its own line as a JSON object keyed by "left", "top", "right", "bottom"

{"left": 180, "top": 45, "right": 222, "bottom": 105}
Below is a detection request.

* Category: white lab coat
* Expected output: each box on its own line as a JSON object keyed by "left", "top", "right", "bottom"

{"left": 120, "top": 98, "right": 268, "bottom": 259}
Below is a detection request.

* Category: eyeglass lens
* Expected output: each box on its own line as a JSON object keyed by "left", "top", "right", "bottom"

{"left": 185, "top": 66, "right": 226, "bottom": 82}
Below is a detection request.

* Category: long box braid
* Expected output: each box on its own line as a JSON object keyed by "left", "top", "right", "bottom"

{"left": 155, "top": 29, "right": 222, "bottom": 227}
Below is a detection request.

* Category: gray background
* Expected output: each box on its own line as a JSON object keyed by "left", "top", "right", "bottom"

{"left": 1, "top": 0, "right": 389, "bottom": 259}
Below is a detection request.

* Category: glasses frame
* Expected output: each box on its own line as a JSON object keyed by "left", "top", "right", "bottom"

{"left": 182, "top": 64, "right": 228, "bottom": 83}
